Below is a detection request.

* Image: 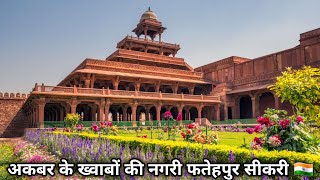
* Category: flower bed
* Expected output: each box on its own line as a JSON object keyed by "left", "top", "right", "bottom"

{"left": 24, "top": 129, "right": 320, "bottom": 178}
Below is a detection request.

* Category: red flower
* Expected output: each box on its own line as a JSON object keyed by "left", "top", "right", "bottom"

{"left": 254, "top": 125, "right": 262, "bottom": 133}
{"left": 245, "top": 128, "right": 254, "bottom": 134}
{"left": 99, "top": 121, "right": 106, "bottom": 129}
{"left": 142, "top": 134, "right": 148, "bottom": 138}
{"left": 257, "top": 116, "right": 273, "bottom": 126}
{"left": 187, "top": 129, "right": 192, "bottom": 135}
{"left": 279, "top": 119, "right": 290, "bottom": 129}
{"left": 296, "top": 116, "right": 304, "bottom": 124}
{"left": 107, "top": 121, "right": 112, "bottom": 127}
{"left": 253, "top": 137, "right": 263, "bottom": 146}
{"left": 163, "top": 127, "right": 168, "bottom": 133}
{"left": 181, "top": 132, "right": 186, "bottom": 139}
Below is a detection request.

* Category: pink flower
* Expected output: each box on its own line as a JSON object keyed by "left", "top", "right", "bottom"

{"left": 28, "top": 155, "right": 42, "bottom": 163}
{"left": 279, "top": 119, "right": 290, "bottom": 129}
{"left": 107, "top": 121, "right": 112, "bottom": 127}
{"left": 296, "top": 116, "right": 304, "bottom": 124}
{"left": 245, "top": 128, "right": 254, "bottom": 134}
{"left": 176, "top": 113, "right": 182, "bottom": 121}
{"left": 267, "top": 135, "right": 282, "bottom": 147}
{"left": 163, "top": 111, "right": 173, "bottom": 120}
{"left": 91, "top": 123, "right": 99, "bottom": 132}
{"left": 254, "top": 125, "right": 262, "bottom": 133}
{"left": 257, "top": 116, "right": 274, "bottom": 127}
{"left": 76, "top": 124, "right": 84, "bottom": 131}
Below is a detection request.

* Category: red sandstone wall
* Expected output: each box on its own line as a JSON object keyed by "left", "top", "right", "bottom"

{"left": 0, "top": 92, "right": 28, "bottom": 138}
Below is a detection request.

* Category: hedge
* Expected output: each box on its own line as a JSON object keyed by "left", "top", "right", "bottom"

{"left": 51, "top": 131, "right": 320, "bottom": 178}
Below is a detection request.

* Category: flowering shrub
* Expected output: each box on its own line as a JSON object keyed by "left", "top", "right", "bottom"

{"left": 76, "top": 124, "right": 84, "bottom": 131}
{"left": 212, "top": 122, "right": 244, "bottom": 132}
{"left": 14, "top": 141, "right": 56, "bottom": 163}
{"left": 90, "top": 121, "right": 118, "bottom": 135}
{"left": 181, "top": 123, "right": 218, "bottom": 145}
{"left": 163, "top": 111, "right": 173, "bottom": 120}
{"left": 64, "top": 113, "right": 81, "bottom": 129}
{"left": 246, "top": 108, "right": 320, "bottom": 153}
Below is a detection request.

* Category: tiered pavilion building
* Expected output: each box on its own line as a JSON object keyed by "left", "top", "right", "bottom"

{"left": 22, "top": 8, "right": 320, "bottom": 128}
{"left": 23, "top": 8, "right": 221, "bottom": 128}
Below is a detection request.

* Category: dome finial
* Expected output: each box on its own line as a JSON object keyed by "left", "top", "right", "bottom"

{"left": 148, "top": 7, "right": 151, "bottom": 11}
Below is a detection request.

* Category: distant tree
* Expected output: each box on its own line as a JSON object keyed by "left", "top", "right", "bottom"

{"left": 269, "top": 66, "right": 320, "bottom": 125}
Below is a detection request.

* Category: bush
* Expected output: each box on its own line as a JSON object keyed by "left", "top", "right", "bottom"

{"left": 26, "top": 130, "right": 319, "bottom": 178}
{"left": 64, "top": 113, "right": 80, "bottom": 129}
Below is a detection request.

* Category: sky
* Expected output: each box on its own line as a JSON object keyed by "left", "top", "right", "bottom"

{"left": 0, "top": 0, "right": 320, "bottom": 93}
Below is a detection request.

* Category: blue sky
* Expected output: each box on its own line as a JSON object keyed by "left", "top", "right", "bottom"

{"left": 0, "top": 0, "right": 319, "bottom": 93}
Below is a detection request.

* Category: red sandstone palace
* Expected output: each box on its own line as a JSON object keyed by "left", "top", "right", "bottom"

{"left": 0, "top": 8, "right": 320, "bottom": 137}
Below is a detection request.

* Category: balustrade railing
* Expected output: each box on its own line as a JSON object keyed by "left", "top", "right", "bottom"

{"left": 33, "top": 84, "right": 219, "bottom": 102}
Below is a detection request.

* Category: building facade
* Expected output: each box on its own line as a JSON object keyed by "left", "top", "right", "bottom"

{"left": 1, "top": 8, "right": 319, "bottom": 135}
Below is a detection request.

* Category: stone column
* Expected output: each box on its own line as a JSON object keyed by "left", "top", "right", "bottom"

{"left": 99, "top": 99, "right": 105, "bottom": 121}
{"left": 188, "top": 86, "right": 194, "bottom": 95}
{"left": 91, "top": 105, "right": 97, "bottom": 121}
{"left": 145, "top": 107, "right": 150, "bottom": 121}
{"left": 156, "top": 103, "right": 162, "bottom": 121}
{"left": 131, "top": 101, "right": 138, "bottom": 127}
{"left": 38, "top": 98, "right": 46, "bottom": 128}
{"left": 155, "top": 82, "right": 161, "bottom": 93}
{"left": 173, "top": 84, "right": 179, "bottom": 94}
{"left": 113, "top": 77, "right": 119, "bottom": 90}
{"left": 122, "top": 106, "right": 127, "bottom": 121}
{"left": 197, "top": 104, "right": 203, "bottom": 119}
{"left": 215, "top": 104, "right": 221, "bottom": 121}
{"left": 273, "top": 93, "right": 280, "bottom": 109}
{"left": 251, "top": 94, "right": 260, "bottom": 118}
{"left": 178, "top": 104, "right": 184, "bottom": 124}
{"left": 223, "top": 104, "right": 228, "bottom": 120}
{"left": 105, "top": 100, "right": 111, "bottom": 121}
{"left": 135, "top": 81, "right": 141, "bottom": 91}
{"left": 90, "top": 74, "right": 95, "bottom": 88}
{"left": 84, "top": 79, "right": 90, "bottom": 88}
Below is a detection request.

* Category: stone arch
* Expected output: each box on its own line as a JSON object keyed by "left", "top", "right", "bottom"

{"left": 162, "top": 86, "right": 173, "bottom": 93}
{"left": 259, "top": 92, "right": 275, "bottom": 115}
{"left": 44, "top": 103, "right": 66, "bottom": 122}
{"left": 240, "top": 96, "right": 252, "bottom": 119}
{"left": 128, "top": 83, "right": 135, "bottom": 91}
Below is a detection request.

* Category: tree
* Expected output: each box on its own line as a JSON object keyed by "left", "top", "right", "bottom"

{"left": 269, "top": 66, "right": 320, "bottom": 125}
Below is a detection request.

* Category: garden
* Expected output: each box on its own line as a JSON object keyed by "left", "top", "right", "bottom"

{"left": 1, "top": 66, "right": 320, "bottom": 179}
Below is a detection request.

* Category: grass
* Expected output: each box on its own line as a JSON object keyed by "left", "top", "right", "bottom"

{"left": 117, "top": 129, "right": 260, "bottom": 147}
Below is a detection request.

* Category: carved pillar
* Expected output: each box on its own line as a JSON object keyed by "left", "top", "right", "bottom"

{"left": 272, "top": 93, "right": 280, "bottom": 110}
{"left": 173, "top": 84, "right": 179, "bottom": 94}
{"left": 70, "top": 98, "right": 78, "bottom": 114}
{"left": 131, "top": 101, "right": 138, "bottom": 127}
{"left": 155, "top": 81, "right": 161, "bottom": 93}
{"left": 156, "top": 102, "right": 162, "bottom": 121}
{"left": 215, "top": 104, "right": 221, "bottom": 121}
{"left": 112, "top": 76, "right": 119, "bottom": 90}
{"left": 99, "top": 99, "right": 105, "bottom": 121}
{"left": 135, "top": 80, "right": 141, "bottom": 91}
{"left": 91, "top": 105, "right": 97, "bottom": 121}
{"left": 251, "top": 94, "right": 260, "bottom": 118}
{"left": 105, "top": 99, "right": 111, "bottom": 121}
{"left": 145, "top": 106, "right": 150, "bottom": 121}
{"left": 123, "top": 106, "right": 127, "bottom": 121}
{"left": 84, "top": 79, "right": 90, "bottom": 88}
{"left": 90, "top": 74, "right": 95, "bottom": 88}
{"left": 37, "top": 98, "right": 46, "bottom": 128}
{"left": 188, "top": 86, "right": 194, "bottom": 95}
{"left": 223, "top": 104, "right": 228, "bottom": 120}
{"left": 197, "top": 104, "right": 204, "bottom": 119}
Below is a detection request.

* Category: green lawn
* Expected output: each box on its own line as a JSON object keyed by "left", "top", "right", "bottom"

{"left": 117, "top": 129, "right": 260, "bottom": 147}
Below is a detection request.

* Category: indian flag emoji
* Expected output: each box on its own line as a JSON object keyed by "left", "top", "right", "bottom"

{"left": 294, "top": 163, "right": 313, "bottom": 176}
